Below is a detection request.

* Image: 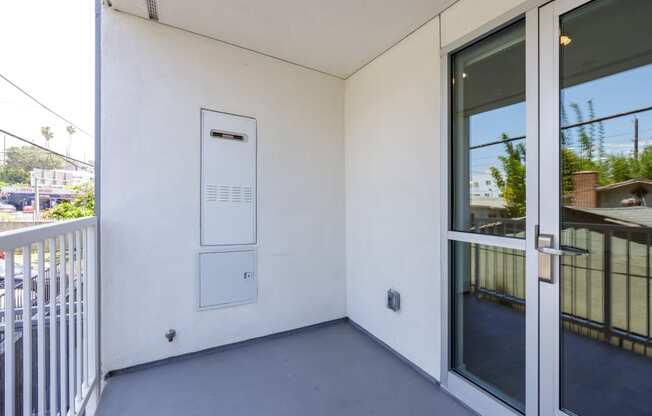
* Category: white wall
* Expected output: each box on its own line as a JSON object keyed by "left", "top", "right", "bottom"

{"left": 101, "top": 10, "right": 346, "bottom": 372}
{"left": 344, "top": 18, "right": 442, "bottom": 379}
{"left": 441, "top": 0, "right": 530, "bottom": 47}
{"left": 101, "top": 0, "right": 534, "bottom": 380}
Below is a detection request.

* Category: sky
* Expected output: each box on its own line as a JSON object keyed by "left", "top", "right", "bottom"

{"left": 467, "top": 63, "right": 652, "bottom": 185}
{"left": 0, "top": 1, "right": 95, "bottom": 164}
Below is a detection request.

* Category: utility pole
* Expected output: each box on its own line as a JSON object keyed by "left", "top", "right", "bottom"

{"left": 35, "top": 179, "right": 40, "bottom": 222}
{"left": 634, "top": 117, "right": 639, "bottom": 159}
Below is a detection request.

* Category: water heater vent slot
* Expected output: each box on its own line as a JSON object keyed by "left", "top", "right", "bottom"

{"left": 205, "top": 185, "right": 217, "bottom": 203}
{"left": 206, "top": 185, "right": 254, "bottom": 204}
{"left": 218, "top": 185, "right": 230, "bottom": 202}
{"left": 243, "top": 187, "right": 254, "bottom": 203}
{"left": 231, "top": 186, "right": 242, "bottom": 203}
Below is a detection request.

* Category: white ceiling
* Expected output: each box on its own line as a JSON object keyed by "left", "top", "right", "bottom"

{"left": 108, "top": 0, "right": 454, "bottom": 78}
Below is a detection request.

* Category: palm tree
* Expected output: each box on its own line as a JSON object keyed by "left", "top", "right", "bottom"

{"left": 40, "top": 126, "right": 54, "bottom": 149}
{"left": 66, "top": 125, "right": 76, "bottom": 157}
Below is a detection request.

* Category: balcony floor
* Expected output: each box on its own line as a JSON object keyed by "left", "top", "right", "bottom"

{"left": 463, "top": 295, "right": 652, "bottom": 416}
{"left": 96, "top": 320, "right": 475, "bottom": 416}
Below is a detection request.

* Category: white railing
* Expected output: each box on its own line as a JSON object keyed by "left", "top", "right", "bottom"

{"left": 0, "top": 217, "right": 98, "bottom": 416}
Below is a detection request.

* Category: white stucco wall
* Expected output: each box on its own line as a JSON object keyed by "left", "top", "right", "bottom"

{"left": 344, "top": 18, "right": 442, "bottom": 379}
{"left": 441, "top": 0, "right": 531, "bottom": 47}
{"left": 101, "top": 10, "right": 346, "bottom": 372}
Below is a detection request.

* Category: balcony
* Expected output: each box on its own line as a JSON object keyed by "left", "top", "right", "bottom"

{"left": 5, "top": 0, "right": 652, "bottom": 414}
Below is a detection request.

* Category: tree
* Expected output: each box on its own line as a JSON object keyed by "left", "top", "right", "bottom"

{"left": 490, "top": 134, "right": 526, "bottom": 217}
{"left": 606, "top": 154, "right": 637, "bottom": 183}
{"left": 636, "top": 147, "right": 652, "bottom": 179}
{"left": 0, "top": 146, "right": 64, "bottom": 185}
{"left": 40, "top": 126, "right": 54, "bottom": 149}
{"left": 560, "top": 100, "right": 608, "bottom": 195}
{"left": 66, "top": 125, "right": 76, "bottom": 157}
{"left": 46, "top": 182, "right": 94, "bottom": 219}
{"left": 602, "top": 147, "right": 652, "bottom": 183}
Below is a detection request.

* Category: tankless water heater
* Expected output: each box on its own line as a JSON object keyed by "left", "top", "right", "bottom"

{"left": 200, "top": 109, "right": 257, "bottom": 246}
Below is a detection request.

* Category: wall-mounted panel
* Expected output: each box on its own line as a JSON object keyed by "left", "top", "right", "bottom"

{"left": 201, "top": 110, "right": 257, "bottom": 246}
{"left": 198, "top": 250, "right": 257, "bottom": 310}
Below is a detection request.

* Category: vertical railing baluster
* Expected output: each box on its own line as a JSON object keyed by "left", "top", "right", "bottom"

{"left": 493, "top": 244, "right": 497, "bottom": 292}
{"left": 67, "top": 233, "right": 76, "bottom": 413}
{"left": 83, "top": 228, "right": 89, "bottom": 390}
{"left": 604, "top": 230, "right": 612, "bottom": 340}
{"left": 59, "top": 235, "right": 67, "bottom": 416}
{"left": 22, "top": 245, "right": 32, "bottom": 416}
{"left": 36, "top": 241, "right": 46, "bottom": 416}
{"left": 5, "top": 250, "right": 16, "bottom": 416}
{"left": 473, "top": 244, "right": 480, "bottom": 297}
{"left": 646, "top": 232, "right": 650, "bottom": 351}
{"left": 626, "top": 232, "right": 631, "bottom": 335}
{"left": 511, "top": 249, "right": 516, "bottom": 299}
{"left": 587, "top": 228, "right": 592, "bottom": 322}
{"left": 75, "top": 230, "right": 82, "bottom": 400}
{"left": 86, "top": 225, "right": 98, "bottom": 394}
{"left": 48, "top": 238, "right": 58, "bottom": 416}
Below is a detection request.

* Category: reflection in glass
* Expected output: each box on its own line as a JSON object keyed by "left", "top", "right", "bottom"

{"left": 451, "top": 241, "right": 525, "bottom": 412}
{"left": 451, "top": 21, "right": 526, "bottom": 238}
{"left": 559, "top": 1, "right": 652, "bottom": 415}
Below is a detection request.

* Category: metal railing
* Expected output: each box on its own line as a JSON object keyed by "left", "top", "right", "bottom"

{"left": 471, "top": 221, "right": 652, "bottom": 350}
{"left": 0, "top": 217, "right": 98, "bottom": 416}
{"left": 470, "top": 217, "right": 526, "bottom": 238}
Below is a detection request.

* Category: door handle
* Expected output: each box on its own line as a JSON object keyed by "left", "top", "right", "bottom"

{"left": 536, "top": 232, "right": 589, "bottom": 283}
{"left": 536, "top": 245, "right": 589, "bottom": 257}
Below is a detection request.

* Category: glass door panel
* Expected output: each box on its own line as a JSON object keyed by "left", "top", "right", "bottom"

{"left": 559, "top": 1, "right": 652, "bottom": 414}
{"left": 449, "top": 20, "right": 528, "bottom": 413}
{"left": 451, "top": 20, "right": 527, "bottom": 238}
{"left": 451, "top": 241, "right": 526, "bottom": 411}
{"left": 540, "top": 0, "right": 652, "bottom": 415}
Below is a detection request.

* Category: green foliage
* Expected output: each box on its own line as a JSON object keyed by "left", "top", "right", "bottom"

{"left": 46, "top": 182, "right": 94, "bottom": 220}
{"left": 600, "top": 147, "right": 652, "bottom": 183}
{"left": 0, "top": 146, "right": 64, "bottom": 185}
{"left": 636, "top": 147, "right": 652, "bottom": 179}
{"left": 490, "top": 134, "right": 526, "bottom": 217}
{"left": 606, "top": 154, "right": 636, "bottom": 183}
{"left": 490, "top": 100, "right": 650, "bottom": 212}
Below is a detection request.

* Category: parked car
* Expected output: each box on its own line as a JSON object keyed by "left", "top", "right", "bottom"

{"left": 0, "top": 260, "right": 27, "bottom": 289}
{"left": 0, "top": 203, "right": 17, "bottom": 213}
{"left": 22, "top": 205, "right": 34, "bottom": 213}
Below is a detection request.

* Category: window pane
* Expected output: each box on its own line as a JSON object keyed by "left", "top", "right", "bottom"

{"left": 451, "top": 241, "right": 526, "bottom": 412}
{"left": 451, "top": 21, "right": 526, "bottom": 238}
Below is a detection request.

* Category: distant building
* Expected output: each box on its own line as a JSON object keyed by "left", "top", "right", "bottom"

{"left": 30, "top": 168, "right": 94, "bottom": 188}
{"left": 569, "top": 171, "right": 652, "bottom": 208}
{"left": 470, "top": 175, "right": 502, "bottom": 199}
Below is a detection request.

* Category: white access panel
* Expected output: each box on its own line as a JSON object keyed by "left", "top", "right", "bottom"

{"left": 198, "top": 250, "right": 257, "bottom": 310}
{"left": 201, "top": 109, "right": 257, "bottom": 246}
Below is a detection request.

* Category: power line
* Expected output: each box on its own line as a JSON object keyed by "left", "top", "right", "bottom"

{"left": 0, "top": 128, "right": 94, "bottom": 168}
{"left": 0, "top": 73, "right": 93, "bottom": 137}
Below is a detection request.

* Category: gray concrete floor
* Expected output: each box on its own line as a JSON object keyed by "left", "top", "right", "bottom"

{"left": 96, "top": 321, "right": 475, "bottom": 416}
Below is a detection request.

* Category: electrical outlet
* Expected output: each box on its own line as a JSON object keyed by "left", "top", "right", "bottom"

{"left": 387, "top": 289, "right": 400, "bottom": 312}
